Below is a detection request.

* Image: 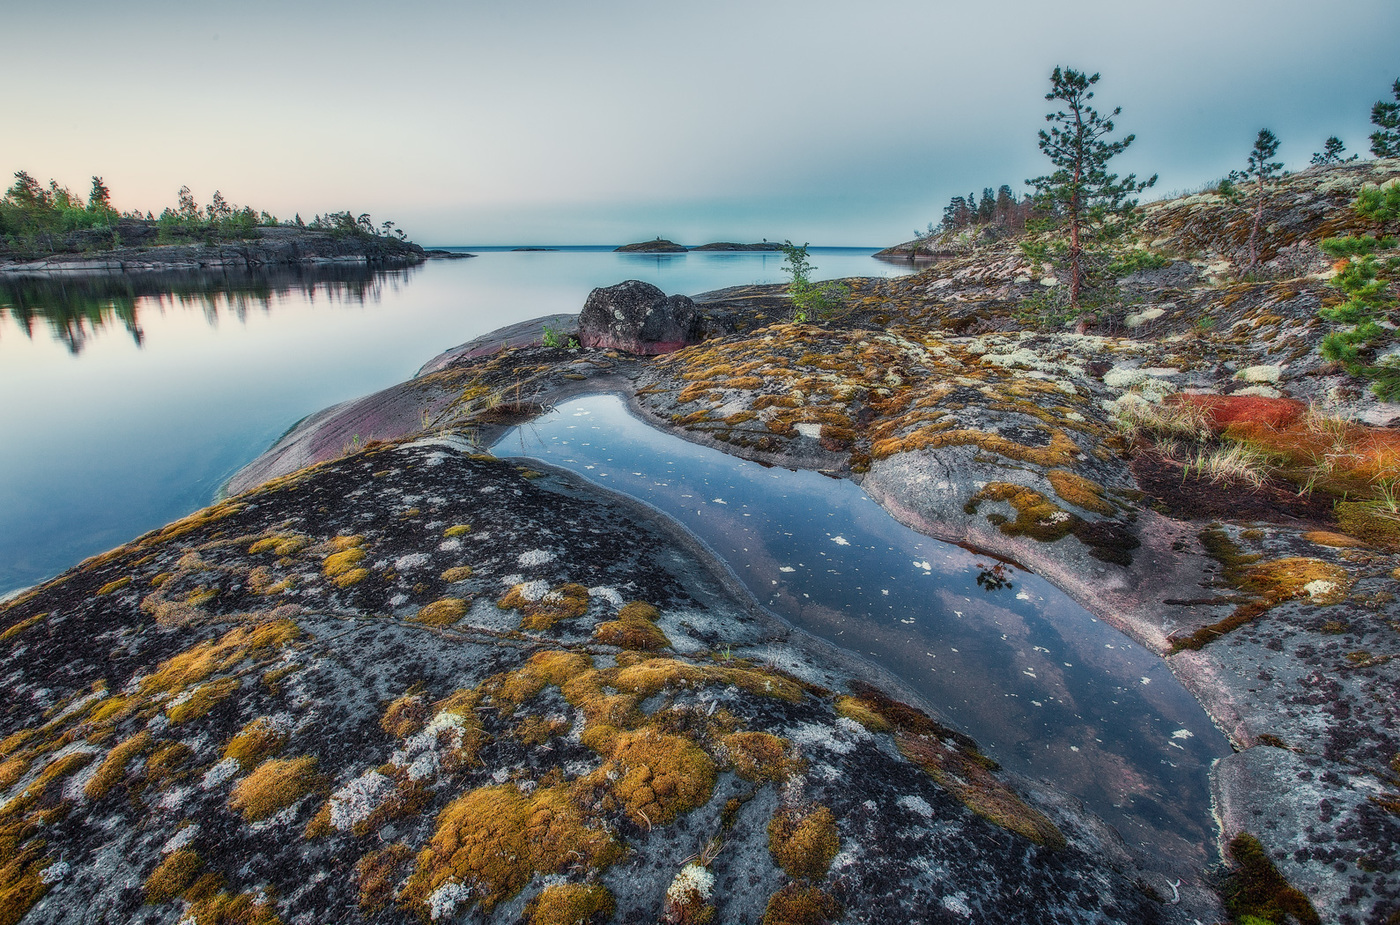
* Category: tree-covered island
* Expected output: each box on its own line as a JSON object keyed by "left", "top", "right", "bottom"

{"left": 0, "top": 173, "right": 426, "bottom": 271}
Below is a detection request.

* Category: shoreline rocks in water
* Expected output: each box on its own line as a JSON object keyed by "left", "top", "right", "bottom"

{"left": 0, "top": 225, "right": 427, "bottom": 275}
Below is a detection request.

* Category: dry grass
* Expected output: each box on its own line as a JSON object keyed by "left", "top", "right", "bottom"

{"left": 1182, "top": 443, "right": 1271, "bottom": 489}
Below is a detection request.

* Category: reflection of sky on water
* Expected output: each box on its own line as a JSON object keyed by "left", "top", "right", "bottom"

{"left": 495, "top": 394, "right": 1230, "bottom": 870}
{"left": 0, "top": 249, "right": 915, "bottom": 598}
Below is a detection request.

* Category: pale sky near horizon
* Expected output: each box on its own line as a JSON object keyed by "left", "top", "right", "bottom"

{"left": 6, "top": 0, "right": 1398, "bottom": 245}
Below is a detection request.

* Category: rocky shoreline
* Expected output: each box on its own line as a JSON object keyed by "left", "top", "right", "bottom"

{"left": 3, "top": 161, "right": 1399, "bottom": 924}
{"left": 0, "top": 226, "right": 427, "bottom": 275}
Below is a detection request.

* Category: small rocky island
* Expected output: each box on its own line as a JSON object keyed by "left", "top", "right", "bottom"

{"left": 614, "top": 239, "right": 782, "bottom": 253}
{"left": 3, "top": 161, "right": 1400, "bottom": 924}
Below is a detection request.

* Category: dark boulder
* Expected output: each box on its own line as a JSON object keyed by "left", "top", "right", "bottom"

{"left": 579, "top": 279, "right": 701, "bottom": 354}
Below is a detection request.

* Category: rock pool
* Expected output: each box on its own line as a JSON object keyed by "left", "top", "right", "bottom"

{"left": 495, "top": 393, "right": 1232, "bottom": 868}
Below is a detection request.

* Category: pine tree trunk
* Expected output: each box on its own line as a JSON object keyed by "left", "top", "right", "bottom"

{"left": 1069, "top": 171, "right": 1083, "bottom": 312}
{"left": 1247, "top": 175, "right": 1264, "bottom": 274}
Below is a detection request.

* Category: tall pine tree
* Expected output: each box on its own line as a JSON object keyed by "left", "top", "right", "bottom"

{"left": 1238, "top": 129, "right": 1283, "bottom": 274}
{"left": 1027, "top": 67, "right": 1155, "bottom": 312}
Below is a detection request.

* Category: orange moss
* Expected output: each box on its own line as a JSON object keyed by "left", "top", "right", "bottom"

{"left": 498, "top": 583, "right": 591, "bottom": 630}
{"left": 724, "top": 732, "right": 799, "bottom": 783}
{"left": 834, "top": 696, "right": 892, "bottom": 733}
{"left": 380, "top": 693, "right": 428, "bottom": 739}
{"left": 84, "top": 731, "right": 151, "bottom": 799}
{"left": 514, "top": 715, "right": 571, "bottom": 745}
{"left": 524, "top": 883, "right": 615, "bottom": 925}
{"left": 872, "top": 426, "right": 1079, "bottom": 467}
{"left": 322, "top": 536, "right": 366, "bottom": 582}
{"left": 768, "top": 804, "right": 839, "bottom": 880}
{"left": 401, "top": 783, "right": 621, "bottom": 916}
{"left": 168, "top": 677, "right": 240, "bottom": 724}
{"left": 228, "top": 756, "right": 323, "bottom": 822}
{"left": 331, "top": 568, "right": 370, "bottom": 588}
{"left": 248, "top": 534, "right": 309, "bottom": 557}
{"left": 183, "top": 889, "right": 281, "bottom": 925}
{"left": 147, "top": 500, "right": 246, "bottom": 545}
{"left": 1336, "top": 502, "right": 1400, "bottom": 551}
{"left": 964, "top": 483, "right": 1076, "bottom": 543}
{"left": 440, "top": 565, "right": 474, "bottom": 582}
{"left": 414, "top": 598, "right": 467, "bottom": 627}
{"left": 761, "top": 884, "right": 843, "bottom": 925}
{"left": 1244, "top": 557, "right": 1349, "bottom": 604}
{"left": 1046, "top": 470, "right": 1112, "bottom": 515}
{"left": 422, "top": 691, "right": 487, "bottom": 770}
{"left": 139, "top": 619, "right": 299, "bottom": 700}
{"left": 223, "top": 718, "right": 289, "bottom": 767}
{"left": 145, "top": 742, "right": 194, "bottom": 786}
{"left": 143, "top": 848, "right": 203, "bottom": 903}
{"left": 847, "top": 684, "right": 1063, "bottom": 847}
{"left": 0, "top": 613, "right": 46, "bottom": 643}
{"left": 594, "top": 601, "right": 670, "bottom": 650}
{"left": 355, "top": 844, "right": 412, "bottom": 915}
{"left": 491, "top": 651, "right": 594, "bottom": 708}
{"left": 0, "top": 757, "right": 27, "bottom": 790}
{"left": 591, "top": 728, "right": 716, "bottom": 827}
{"left": 1304, "top": 530, "right": 1366, "bottom": 548}
{"left": 97, "top": 577, "right": 131, "bottom": 595}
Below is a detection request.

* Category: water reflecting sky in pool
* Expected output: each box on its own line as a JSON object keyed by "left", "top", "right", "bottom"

{"left": 495, "top": 393, "right": 1231, "bottom": 871}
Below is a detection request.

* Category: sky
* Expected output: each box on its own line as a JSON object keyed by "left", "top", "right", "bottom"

{"left": 5, "top": 0, "right": 1398, "bottom": 246}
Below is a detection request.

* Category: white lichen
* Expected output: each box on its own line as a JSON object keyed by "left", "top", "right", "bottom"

{"left": 201, "top": 757, "right": 241, "bottom": 790}
{"left": 39, "top": 861, "right": 70, "bottom": 885}
{"left": 588, "top": 586, "right": 624, "bottom": 608}
{"left": 394, "top": 553, "right": 432, "bottom": 571}
{"left": 1303, "top": 579, "right": 1339, "bottom": 600}
{"left": 1235, "top": 364, "right": 1283, "bottom": 384}
{"left": 427, "top": 881, "right": 473, "bottom": 921}
{"left": 897, "top": 794, "right": 935, "bottom": 818}
{"left": 517, "top": 549, "right": 557, "bottom": 568}
{"left": 328, "top": 770, "right": 394, "bottom": 831}
{"left": 665, "top": 862, "right": 715, "bottom": 905}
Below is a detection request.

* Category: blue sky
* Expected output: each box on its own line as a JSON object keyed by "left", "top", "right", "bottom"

{"left": 5, "top": 0, "right": 1398, "bottom": 245}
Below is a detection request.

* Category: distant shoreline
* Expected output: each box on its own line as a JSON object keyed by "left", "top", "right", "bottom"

{"left": 0, "top": 226, "right": 426, "bottom": 276}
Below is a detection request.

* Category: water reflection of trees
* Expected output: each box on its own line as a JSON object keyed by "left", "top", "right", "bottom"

{"left": 0, "top": 263, "right": 419, "bottom": 354}
{"left": 975, "top": 562, "right": 1015, "bottom": 593}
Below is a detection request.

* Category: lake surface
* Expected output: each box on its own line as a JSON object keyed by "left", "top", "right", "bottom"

{"left": 0, "top": 247, "right": 915, "bottom": 597}
{"left": 495, "top": 395, "right": 1231, "bottom": 870}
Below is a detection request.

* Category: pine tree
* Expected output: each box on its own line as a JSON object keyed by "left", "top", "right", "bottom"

{"left": 1310, "top": 137, "right": 1353, "bottom": 166}
{"left": 1027, "top": 67, "right": 1156, "bottom": 312}
{"left": 995, "top": 184, "right": 1015, "bottom": 223}
{"left": 1236, "top": 129, "right": 1283, "bottom": 274}
{"left": 87, "top": 176, "right": 113, "bottom": 214}
{"left": 942, "top": 196, "right": 969, "bottom": 229}
{"left": 977, "top": 188, "right": 996, "bottom": 222}
{"left": 176, "top": 185, "right": 200, "bottom": 222}
{"left": 1369, "top": 78, "right": 1400, "bottom": 158}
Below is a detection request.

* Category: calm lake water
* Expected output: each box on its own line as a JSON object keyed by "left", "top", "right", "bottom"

{"left": 0, "top": 247, "right": 912, "bottom": 596}
{"left": 496, "top": 395, "right": 1230, "bottom": 869}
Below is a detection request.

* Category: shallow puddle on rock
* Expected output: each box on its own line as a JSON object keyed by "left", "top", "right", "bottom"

{"left": 494, "top": 393, "right": 1230, "bottom": 869}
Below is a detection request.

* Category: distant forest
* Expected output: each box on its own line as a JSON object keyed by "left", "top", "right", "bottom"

{"left": 936, "top": 185, "right": 1037, "bottom": 235}
{"left": 0, "top": 171, "right": 405, "bottom": 254}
